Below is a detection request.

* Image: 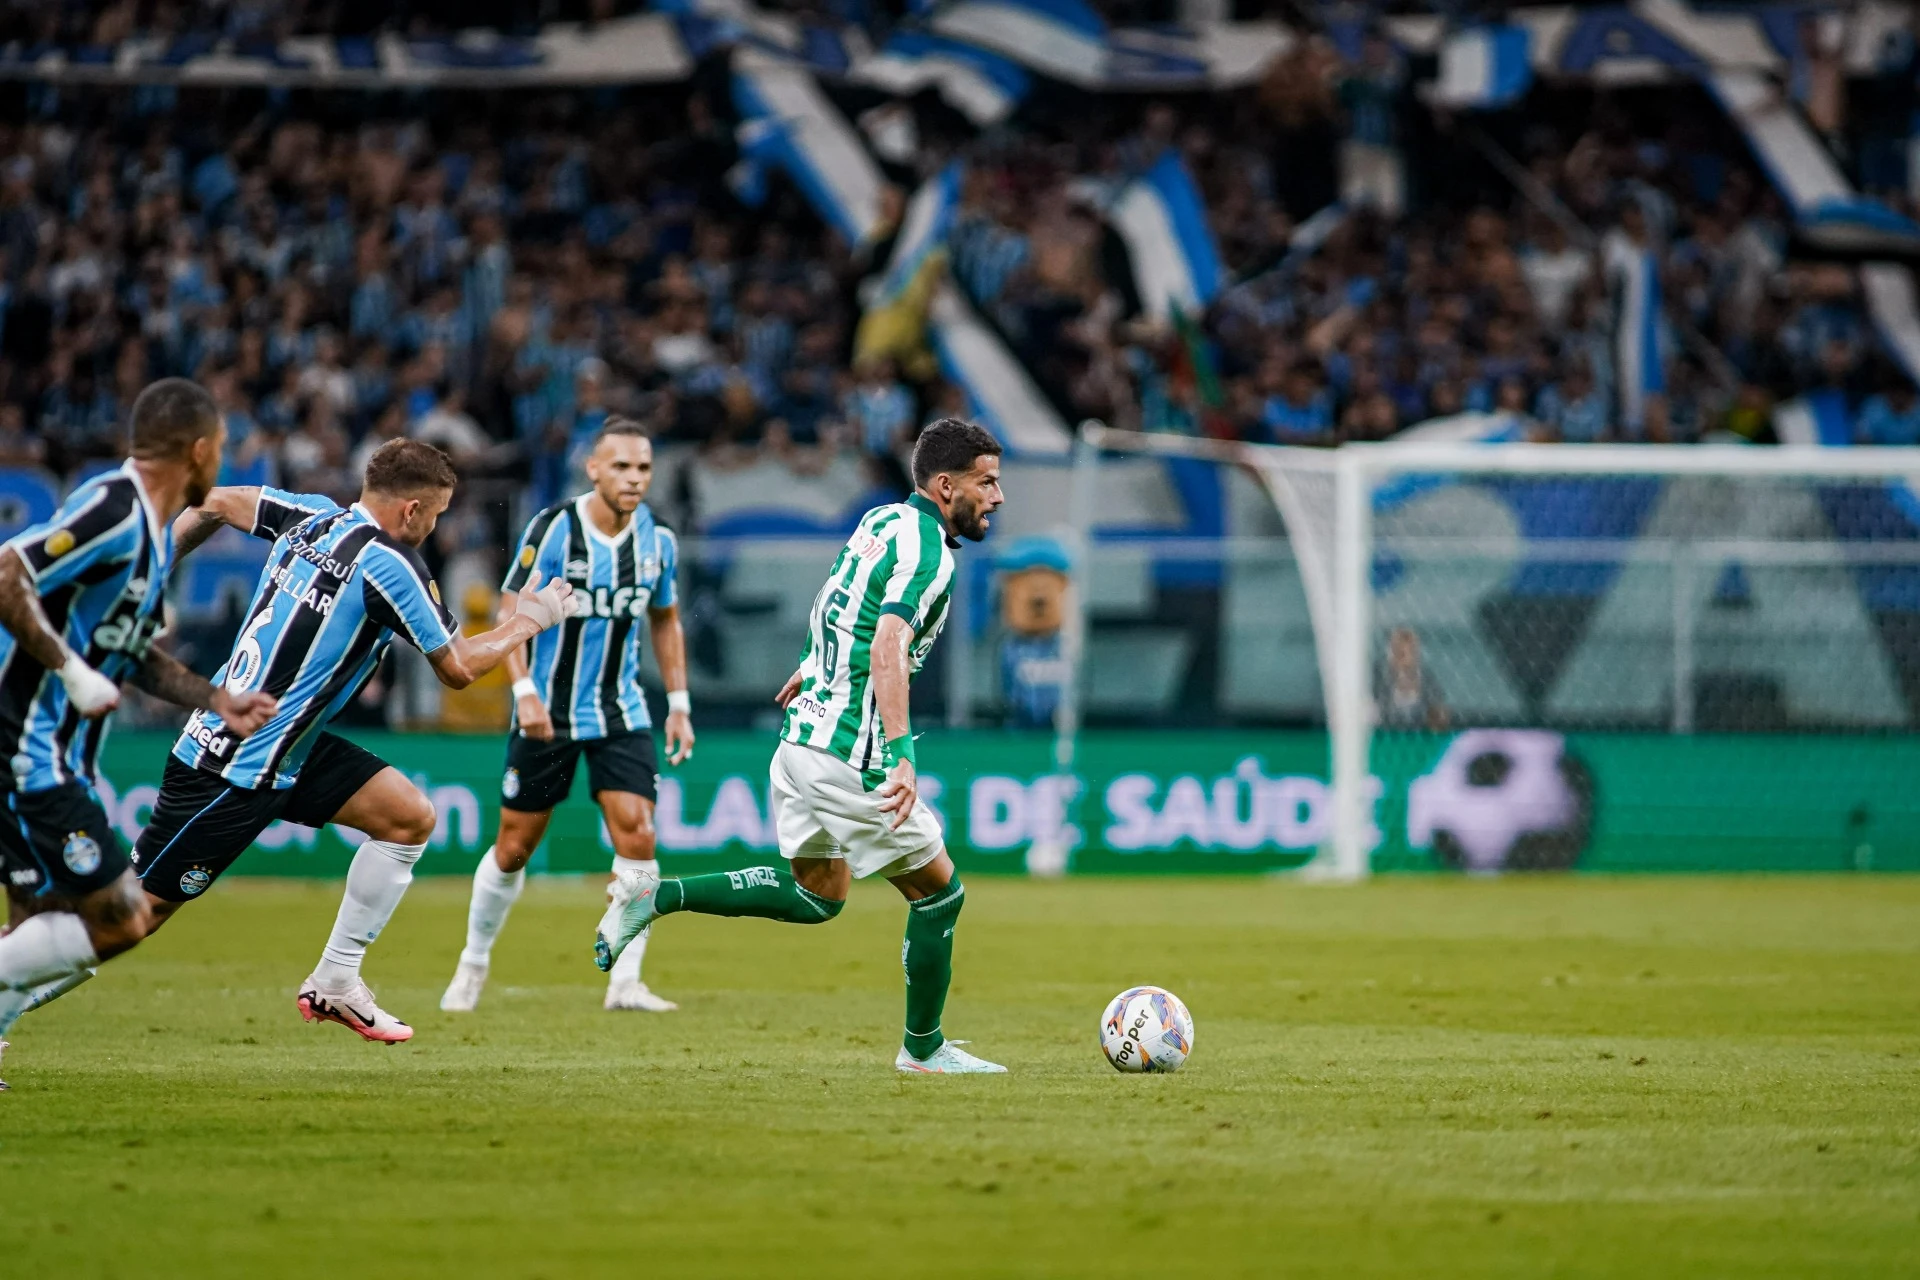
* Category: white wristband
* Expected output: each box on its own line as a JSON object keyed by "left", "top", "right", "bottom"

{"left": 666, "top": 689, "right": 692, "bottom": 716}
{"left": 511, "top": 678, "right": 539, "bottom": 701}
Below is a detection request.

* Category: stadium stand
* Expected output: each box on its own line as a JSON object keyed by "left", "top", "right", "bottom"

{"left": 2, "top": 0, "right": 1919, "bottom": 729}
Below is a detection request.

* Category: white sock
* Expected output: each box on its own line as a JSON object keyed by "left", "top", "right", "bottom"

{"left": 25, "top": 966, "right": 97, "bottom": 1013}
{"left": 0, "top": 913, "right": 97, "bottom": 1034}
{"left": 459, "top": 846, "right": 525, "bottom": 968}
{"left": 314, "top": 839, "right": 427, "bottom": 993}
{"left": 608, "top": 856, "right": 656, "bottom": 986}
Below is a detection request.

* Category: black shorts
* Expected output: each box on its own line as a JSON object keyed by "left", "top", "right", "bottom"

{"left": 501, "top": 730, "right": 657, "bottom": 812}
{"left": 0, "top": 782, "right": 130, "bottom": 901}
{"left": 133, "top": 733, "right": 391, "bottom": 903}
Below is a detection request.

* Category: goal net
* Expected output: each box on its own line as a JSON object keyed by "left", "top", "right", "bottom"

{"left": 1063, "top": 427, "right": 1920, "bottom": 878}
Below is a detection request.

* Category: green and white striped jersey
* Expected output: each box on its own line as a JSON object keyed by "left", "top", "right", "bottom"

{"left": 780, "top": 492, "right": 956, "bottom": 778}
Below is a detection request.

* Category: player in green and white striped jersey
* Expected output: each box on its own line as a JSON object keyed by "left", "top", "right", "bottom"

{"left": 594, "top": 419, "right": 1008, "bottom": 1074}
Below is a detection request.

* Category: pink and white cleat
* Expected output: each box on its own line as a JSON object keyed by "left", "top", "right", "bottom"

{"left": 296, "top": 976, "right": 414, "bottom": 1044}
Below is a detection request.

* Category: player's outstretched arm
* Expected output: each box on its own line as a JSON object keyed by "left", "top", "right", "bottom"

{"left": 0, "top": 547, "right": 118, "bottom": 718}
{"left": 132, "top": 645, "right": 279, "bottom": 737}
{"left": 427, "top": 571, "right": 573, "bottom": 691}
{"left": 172, "top": 486, "right": 263, "bottom": 557}
{"left": 649, "top": 603, "right": 695, "bottom": 765}
{"left": 872, "top": 612, "right": 917, "bottom": 830}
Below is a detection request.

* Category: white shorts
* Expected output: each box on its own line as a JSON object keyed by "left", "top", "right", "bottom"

{"left": 768, "top": 740, "right": 944, "bottom": 881}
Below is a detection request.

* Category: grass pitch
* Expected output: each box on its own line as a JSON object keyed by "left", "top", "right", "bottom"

{"left": 1, "top": 875, "right": 1915, "bottom": 1279}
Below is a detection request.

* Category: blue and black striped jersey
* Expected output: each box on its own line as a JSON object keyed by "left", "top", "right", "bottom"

{"left": 0, "top": 462, "right": 173, "bottom": 792}
{"left": 172, "top": 488, "right": 457, "bottom": 790}
{"left": 502, "top": 495, "right": 677, "bottom": 741}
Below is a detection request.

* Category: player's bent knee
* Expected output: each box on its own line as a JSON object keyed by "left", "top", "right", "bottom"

{"left": 374, "top": 790, "right": 437, "bottom": 845}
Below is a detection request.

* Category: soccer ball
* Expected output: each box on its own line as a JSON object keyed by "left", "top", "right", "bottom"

{"left": 1100, "top": 986, "right": 1194, "bottom": 1073}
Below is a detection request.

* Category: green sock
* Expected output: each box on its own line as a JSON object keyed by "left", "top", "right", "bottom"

{"left": 655, "top": 866, "right": 843, "bottom": 924}
{"left": 901, "top": 877, "right": 965, "bottom": 1060}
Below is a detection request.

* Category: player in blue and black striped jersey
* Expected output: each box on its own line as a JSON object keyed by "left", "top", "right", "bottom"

{"left": 0, "top": 379, "right": 279, "bottom": 1086}
{"left": 440, "top": 419, "right": 695, "bottom": 1015}
{"left": 113, "top": 440, "right": 572, "bottom": 1045}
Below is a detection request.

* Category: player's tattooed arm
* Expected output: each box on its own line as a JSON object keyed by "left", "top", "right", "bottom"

{"left": 133, "top": 646, "right": 280, "bottom": 737}
{"left": 171, "top": 486, "right": 263, "bottom": 556}
{"left": 0, "top": 546, "right": 76, "bottom": 670}
{"left": 428, "top": 570, "right": 573, "bottom": 690}
{"left": 871, "top": 612, "right": 918, "bottom": 829}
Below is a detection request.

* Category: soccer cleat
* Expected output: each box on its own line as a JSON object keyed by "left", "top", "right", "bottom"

{"left": 296, "top": 977, "right": 414, "bottom": 1044}
{"left": 894, "top": 1040, "right": 1008, "bottom": 1075}
{"left": 604, "top": 979, "right": 678, "bottom": 1012}
{"left": 593, "top": 870, "right": 660, "bottom": 973}
{"left": 439, "top": 961, "right": 488, "bottom": 1013}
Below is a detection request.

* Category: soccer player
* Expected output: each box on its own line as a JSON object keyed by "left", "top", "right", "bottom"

{"left": 125, "top": 440, "right": 572, "bottom": 1043}
{"left": 594, "top": 417, "right": 1007, "bottom": 1074}
{"left": 439, "top": 420, "right": 694, "bottom": 1015}
{"left": 0, "top": 379, "right": 278, "bottom": 1086}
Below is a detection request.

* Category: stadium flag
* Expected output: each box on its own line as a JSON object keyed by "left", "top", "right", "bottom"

{"left": 730, "top": 48, "right": 887, "bottom": 247}
{"left": 927, "top": 284, "right": 1072, "bottom": 455}
{"left": 1603, "top": 230, "right": 1665, "bottom": 435}
{"left": 1093, "top": 151, "right": 1225, "bottom": 326}
{"left": 1706, "top": 67, "right": 1920, "bottom": 384}
{"left": 1428, "top": 24, "right": 1532, "bottom": 109}
{"left": 929, "top": 0, "right": 1111, "bottom": 87}
{"left": 876, "top": 161, "right": 964, "bottom": 306}
{"left": 851, "top": 31, "right": 1031, "bottom": 126}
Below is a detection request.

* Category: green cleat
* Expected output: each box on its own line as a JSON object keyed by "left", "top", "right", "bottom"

{"left": 593, "top": 870, "right": 661, "bottom": 973}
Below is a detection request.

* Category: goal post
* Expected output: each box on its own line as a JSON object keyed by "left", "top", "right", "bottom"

{"left": 1063, "top": 426, "right": 1920, "bottom": 879}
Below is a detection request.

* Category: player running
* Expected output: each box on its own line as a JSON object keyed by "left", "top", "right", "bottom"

{"left": 439, "top": 419, "right": 694, "bottom": 1015}
{"left": 0, "top": 379, "right": 278, "bottom": 1087}
{"left": 123, "top": 440, "right": 571, "bottom": 1044}
{"left": 593, "top": 417, "right": 1006, "bottom": 1074}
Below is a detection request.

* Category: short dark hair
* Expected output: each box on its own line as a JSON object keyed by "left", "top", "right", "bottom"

{"left": 593, "top": 416, "right": 650, "bottom": 449}
{"left": 364, "top": 439, "right": 458, "bottom": 496}
{"left": 129, "top": 378, "right": 219, "bottom": 459}
{"left": 911, "top": 417, "right": 1000, "bottom": 490}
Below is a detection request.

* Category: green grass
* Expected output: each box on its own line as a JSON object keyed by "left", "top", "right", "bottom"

{"left": 1, "top": 875, "right": 1917, "bottom": 1279}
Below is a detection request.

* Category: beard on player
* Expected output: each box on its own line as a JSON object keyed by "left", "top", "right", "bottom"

{"left": 949, "top": 492, "right": 992, "bottom": 541}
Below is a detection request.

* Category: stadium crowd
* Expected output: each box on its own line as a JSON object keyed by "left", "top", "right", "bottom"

{"left": 1, "top": 23, "right": 1919, "bottom": 546}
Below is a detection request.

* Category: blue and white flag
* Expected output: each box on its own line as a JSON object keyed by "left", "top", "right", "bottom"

{"left": 928, "top": 284, "right": 1071, "bottom": 456}
{"left": 1603, "top": 230, "right": 1665, "bottom": 435}
{"left": 1086, "top": 151, "right": 1223, "bottom": 326}
{"left": 930, "top": 0, "right": 1111, "bottom": 88}
{"left": 875, "top": 161, "right": 963, "bottom": 305}
{"left": 1428, "top": 24, "right": 1532, "bottom": 109}
{"left": 730, "top": 49, "right": 885, "bottom": 247}
{"left": 852, "top": 31, "right": 1030, "bottom": 126}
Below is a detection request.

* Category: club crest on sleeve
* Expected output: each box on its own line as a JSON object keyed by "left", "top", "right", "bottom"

{"left": 44, "top": 529, "right": 75, "bottom": 558}
{"left": 429, "top": 580, "right": 442, "bottom": 604}
{"left": 179, "top": 867, "right": 211, "bottom": 896}
{"left": 519, "top": 545, "right": 536, "bottom": 568}
{"left": 61, "top": 830, "right": 102, "bottom": 875}
{"left": 502, "top": 768, "right": 521, "bottom": 800}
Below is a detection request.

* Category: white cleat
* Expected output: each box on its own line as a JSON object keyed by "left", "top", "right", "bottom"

{"left": 604, "top": 979, "right": 678, "bottom": 1012}
{"left": 593, "top": 870, "right": 660, "bottom": 973}
{"left": 0, "top": 1038, "right": 10, "bottom": 1091}
{"left": 297, "top": 976, "right": 414, "bottom": 1044}
{"left": 440, "top": 961, "right": 489, "bottom": 1013}
{"left": 895, "top": 1040, "right": 1008, "bottom": 1075}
